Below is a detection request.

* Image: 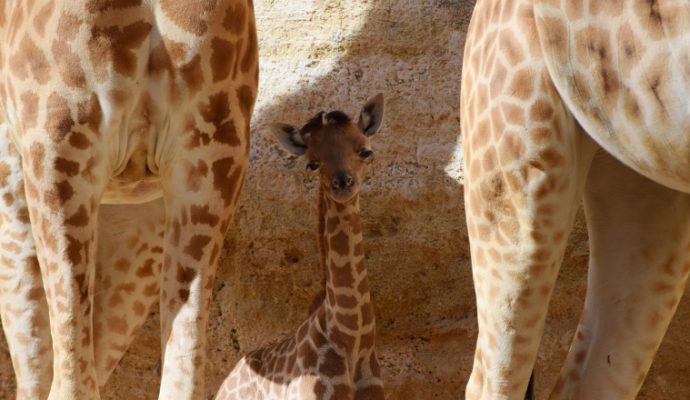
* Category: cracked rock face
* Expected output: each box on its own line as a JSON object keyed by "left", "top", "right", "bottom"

{"left": 1, "top": 1, "right": 689, "bottom": 399}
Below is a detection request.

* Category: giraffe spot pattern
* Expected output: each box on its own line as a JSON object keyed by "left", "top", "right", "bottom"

{"left": 88, "top": 21, "right": 152, "bottom": 79}
{"left": 199, "top": 91, "right": 240, "bottom": 146}
{"left": 210, "top": 38, "right": 236, "bottom": 83}
{"left": 211, "top": 157, "right": 243, "bottom": 207}
{"left": 159, "top": 0, "right": 216, "bottom": 36}
{"left": 51, "top": 40, "right": 86, "bottom": 88}
{"left": 10, "top": 36, "right": 50, "bottom": 84}
{"left": 44, "top": 93, "right": 73, "bottom": 142}
{"left": 183, "top": 234, "right": 211, "bottom": 261}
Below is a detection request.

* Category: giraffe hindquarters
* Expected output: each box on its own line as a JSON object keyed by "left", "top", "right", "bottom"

{"left": 91, "top": 199, "right": 165, "bottom": 388}
{"left": 549, "top": 152, "right": 690, "bottom": 400}
{"left": 0, "top": 136, "right": 52, "bottom": 400}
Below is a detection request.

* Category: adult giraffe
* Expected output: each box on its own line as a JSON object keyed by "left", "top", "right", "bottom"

{"left": 0, "top": 0, "right": 258, "bottom": 399}
{"left": 462, "top": 0, "right": 690, "bottom": 399}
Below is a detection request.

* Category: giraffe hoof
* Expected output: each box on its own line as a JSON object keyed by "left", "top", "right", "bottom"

{"left": 524, "top": 371, "right": 535, "bottom": 400}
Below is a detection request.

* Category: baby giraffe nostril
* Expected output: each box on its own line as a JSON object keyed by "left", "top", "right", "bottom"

{"left": 331, "top": 173, "right": 354, "bottom": 190}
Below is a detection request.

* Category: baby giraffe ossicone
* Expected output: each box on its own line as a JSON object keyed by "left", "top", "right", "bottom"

{"left": 215, "top": 94, "right": 385, "bottom": 400}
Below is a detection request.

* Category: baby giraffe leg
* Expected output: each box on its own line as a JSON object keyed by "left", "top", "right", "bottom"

{"left": 91, "top": 200, "right": 165, "bottom": 388}
{"left": 550, "top": 153, "right": 690, "bottom": 399}
{"left": 0, "top": 135, "right": 52, "bottom": 400}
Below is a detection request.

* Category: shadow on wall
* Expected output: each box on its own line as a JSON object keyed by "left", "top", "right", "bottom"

{"left": 206, "top": 0, "right": 479, "bottom": 397}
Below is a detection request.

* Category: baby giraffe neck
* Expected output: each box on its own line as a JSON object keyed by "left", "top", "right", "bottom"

{"left": 317, "top": 187, "right": 376, "bottom": 358}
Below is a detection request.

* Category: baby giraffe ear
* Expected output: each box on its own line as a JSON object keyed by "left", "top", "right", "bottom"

{"left": 357, "top": 93, "right": 385, "bottom": 137}
{"left": 270, "top": 123, "right": 309, "bottom": 156}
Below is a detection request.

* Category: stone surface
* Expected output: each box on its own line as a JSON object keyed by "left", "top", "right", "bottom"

{"left": 2, "top": 0, "right": 690, "bottom": 399}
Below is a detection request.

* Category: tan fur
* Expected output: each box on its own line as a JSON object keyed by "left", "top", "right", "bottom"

{"left": 0, "top": 1, "right": 258, "bottom": 399}
{"left": 462, "top": 1, "right": 690, "bottom": 399}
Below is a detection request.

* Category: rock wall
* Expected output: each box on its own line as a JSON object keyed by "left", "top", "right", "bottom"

{"left": 2, "top": 0, "right": 690, "bottom": 399}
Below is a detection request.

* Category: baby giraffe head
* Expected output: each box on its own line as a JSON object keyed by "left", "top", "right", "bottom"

{"left": 271, "top": 93, "right": 385, "bottom": 203}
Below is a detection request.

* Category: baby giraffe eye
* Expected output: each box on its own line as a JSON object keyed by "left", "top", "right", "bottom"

{"left": 306, "top": 161, "right": 320, "bottom": 171}
{"left": 359, "top": 148, "right": 373, "bottom": 158}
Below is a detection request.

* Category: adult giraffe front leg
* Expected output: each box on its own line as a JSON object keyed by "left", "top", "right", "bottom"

{"left": 461, "top": 2, "right": 597, "bottom": 398}
{"left": 157, "top": 88, "right": 257, "bottom": 399}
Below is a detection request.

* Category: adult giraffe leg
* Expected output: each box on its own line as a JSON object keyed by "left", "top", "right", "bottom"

{"left": 549, "top": 153, "right": 690, "bottom": 400}
{"left": 0, "top": 132, "right": 52, "bottom": 400}
{"left": 91, "top": 199, "right": 165, "bottom": 388}
{"left": 461, "top": 3, "right": 599, "bottom": 393}
{"left": 20, "top": 94, "right": 109, "bottom": 399}
{"left": 157, "top": 90, "right": 254, "bottom": 399}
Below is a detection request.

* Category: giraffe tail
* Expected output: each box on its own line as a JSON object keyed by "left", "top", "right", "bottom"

{"left": 524, "top": 371, "right": 535, "bottom": 400}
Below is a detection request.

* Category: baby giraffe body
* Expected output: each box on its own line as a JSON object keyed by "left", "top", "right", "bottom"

{"left": 215, "top": 94, "right": 385, "bottom": 400}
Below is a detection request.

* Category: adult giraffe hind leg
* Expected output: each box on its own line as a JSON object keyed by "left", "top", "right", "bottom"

{"left": 549, "top": 153, "right": 690, "bottom": 400}
{"left": 157, "top": 106, "right": 251, "bottom": 399}
{"left": 21, "top": 108, "right": 109, "bottom": 399}
{"left": 0, "top": 131, "right": 52, "bottom": 400}
{"left": 461, "top": 1, "right": 599, "bottom": 397}
{"left": 92, "top": 199, "right": 165, "bottom": 388}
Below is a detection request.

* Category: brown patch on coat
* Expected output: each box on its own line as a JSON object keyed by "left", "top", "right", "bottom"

{"left": 190, "top": 204, "right": 219, "bottom": 227}
{"left": 88, "top": 21, "right": 152, "bottom": 79}
{"left": 211, "top": 157, "right": 244, "bottom": 207}
{"left": 176, "top": 263, "right": 197, "bottom": 283}
{"left": 184, "top": 234, "right": 211, "bottom": 261}
{"left": 86, "top": 0, "right": 141, "bottom": 13}
{"left": 77, "top": 94, "right": 103, "bottom": 131}
{"left": 45, "top": 92, "right": 74, "bottom": 142}
{"left": 65, "top": 205, "right": 89, "bottom": 226}
{"left": 33, "top": 2, "right": 54, "bottom": 37}
{"left": 69, "top": 132, "right": 92, "bottom": 150}
{"left": 210, "top": 38, "right": 236, "bottom": 82}
{"left": 57, "top": 13, "right": 81, "bottom": 41}
{"left": 330, "top": 261, "right": 354, "bottom": 288}
{"left": 199, "top": 91, "right": 240, "bottom": 146}
{"left": 55, "top": 157, "right": 80, "bottom": 176}
{"left": 10, "top": 35, "right": 50, "bottom": 83}
{"left": 159, "top": 0, "right": 216, "bottom": 36}
{"left": 329, "top": 231, "right": 350, "bottom": 257}
{"left": 319, "top": 348, "right": 346, "bottom": 378}
{"left": 65, "top": 234, "right": 82, "bottom": 265}
{"left": 52, "top": 40, "right": 86, "bottom": 88}
{"left": 223, "top": 2, "right": 247, "bottom": 35}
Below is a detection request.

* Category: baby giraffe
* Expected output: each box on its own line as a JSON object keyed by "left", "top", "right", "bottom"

{"left": 215, "top": 94, "right": 385, "bottom": 400}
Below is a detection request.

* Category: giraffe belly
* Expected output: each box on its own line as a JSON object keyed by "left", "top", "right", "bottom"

{"left": 101, "top": 177, "right": 162, "bottom": 204}
{"left": 534, "top": 0, "right": 690, "bottom": 193}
